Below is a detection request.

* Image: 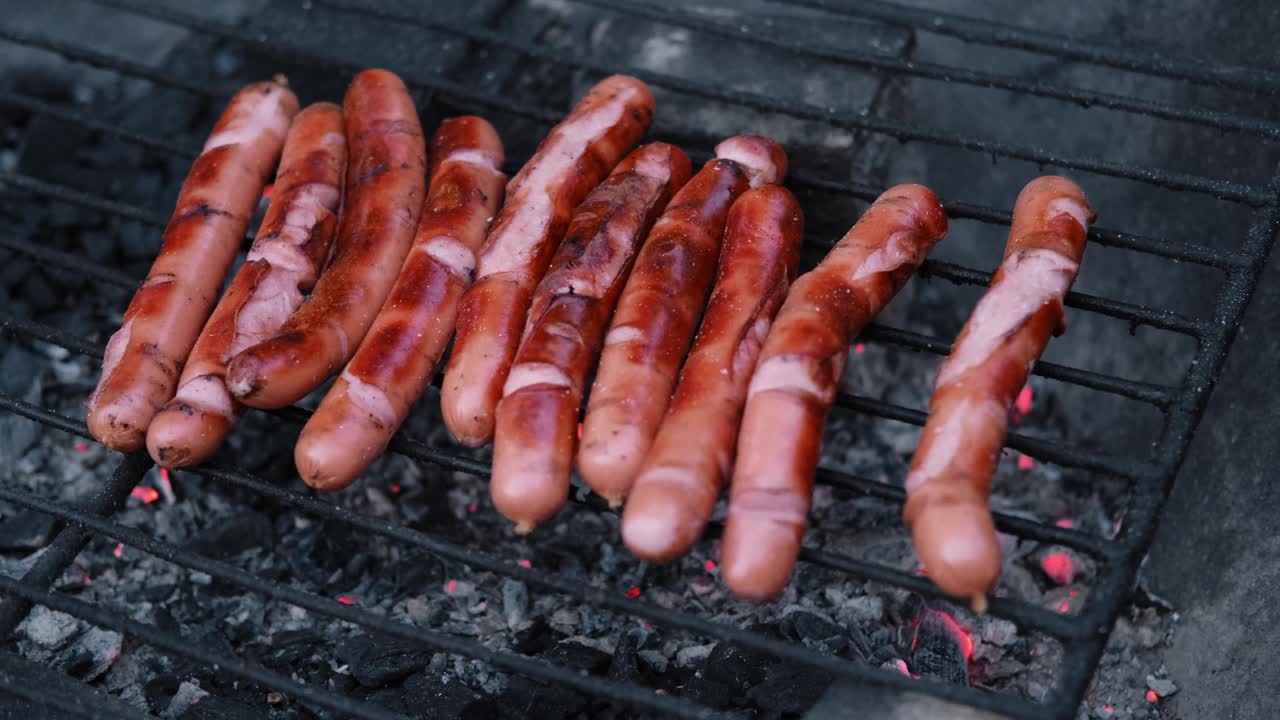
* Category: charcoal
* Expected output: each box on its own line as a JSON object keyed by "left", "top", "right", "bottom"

{"left": 745, "top": 661, "right": 833, "bottom": 718}
{"left": 501, "top": 579, "right": 529, "bottom": 631}
{"left": 144, "top": 673, "right": 182, "bottom": 712}
{"left": 0, "top": 511, "right": 58, "bottom": 551}
{"left": 496, "top": 675, "right": 586, "bottom": 720}
{"left": 542, "top": 640, "right": 611, "bottom": 674}
{"left": 694, "top": 625, "right": 777, "bottom": 697}
{"left": 909, "top": 611, "right": 970, "bottom": 687}
{"left": 369, "top": 672, "right": 484, "bottom": 718}
{"left": 178, "top": 695, "right": 268, "bottom": 720}
{"left": 21, "top": 606, "right": 79, "bottom": 648}
{"left": 511, "top": 618, "right": 559, "bottom": 656}
{"left": 182, "top": 511, "right": 273, "bottom": 561}
{"left": 337, "top": 633, "right": 433, "bottom": 688}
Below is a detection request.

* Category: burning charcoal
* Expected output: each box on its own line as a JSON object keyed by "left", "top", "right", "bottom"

{"left": 1146, "top": 673, "right": 1178, "bottom": 697}
{"left": 63, "top": 627, "right": 121, "bottom": 682}
{"left": 182, "top": 510, "right": 273, "bottom": 561}
{"left": 0, "top": 510, "right": 58, "bottom": 551}
{"left": 745, "top": 661, "right": 833, "bottom": 718}
{"left": 337, "top": 633, "right": 433, "bottom": 688}
{"left": 909, "top": 609, "right": 971, "bottom": 687}
{"left": 20, "top": 606, "right": 79, "bottom": 649}
{"left": 144, "top": 673, "right": 182, "bottom": 713}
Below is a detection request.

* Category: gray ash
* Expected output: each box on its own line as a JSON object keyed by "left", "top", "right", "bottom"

{"left": 0, "top": 2, "right": 1181, "bottom": 720}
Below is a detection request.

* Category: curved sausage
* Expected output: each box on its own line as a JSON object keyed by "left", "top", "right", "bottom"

{"left": 490, "top": 143, "right": 691, "bottom": 533}
{"left": 86, "top": 80, "right": 298, "bottom": 451}
{"left": 722, "top": 184, "right": 948, "bottom": 601}
{"left": 226, "top": 70, "right": 427, "bottom": 409}
{"left": 577, "top": 135, "right": 785, "bottom": 506}
{"left": 146, "top": 103, "right": 345, "bottom": 468}
{"left": 294, "top": 117, "right": 506, "bottom": 491}
{"left": 903, "top": 176, "right": 1092, "bottom": 606}
{"left": 440, "top": 75, "right": 655, "bottom": 447}
{"left": 622, "top": 185, "right": 803, "bottom": 562}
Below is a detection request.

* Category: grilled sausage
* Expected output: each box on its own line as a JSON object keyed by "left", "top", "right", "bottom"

{"left": 227, "top": 70, "right": 427, "bottom": 409}
{"left": 294, "top": 117, "right": 506, "bottom": 491}
{"left": 903, "top": 176, "right": 1092, "bottom": 606}
{"left": 622, "top": 185, "right": 803, "bottom": 562}
{"left": 578, "top": 136, "right": 786, "bottom": 506}
{"left": 490, "top": 143, "right": 691, "bottom": 533}
{"left": 86, "top": 80, "right": 298, "bottom": 451}
{"left": 146, "top": 103, "right": 345, "bottom": 468}
{"left": 722, "top": 184, "right": 948, "bottom": 601}
{"left": 440, "top": 75, "right": 655, "bottom": 447}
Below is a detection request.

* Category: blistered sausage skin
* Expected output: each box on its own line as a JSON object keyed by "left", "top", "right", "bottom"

{"left": 722, "top": 184, "right": 948, "bottom": 601}
{"left": 440, "top": 75, "right": 655, "bottom": 447}
{"left": 622, "top": 185, "right": 803, "bottom": 563}
{"left": 145, "top": 103, "right": 345, "bottom": 468}
{"left": 294, "top": 117, "right": 506, "bottom": 491}
{"left": 578, "top": 135, "right": 786, "bottom": 506}
{"left": 227, "top": 70, "right": 427, "bottom": 409}
{"left": 86, "top": 80, "right": 298, "bottom": 451}
{"left": 490, "top": 143, "right": 691, "bottom": 533}
{"left": 903, "top": 176, "right": 1092, "bottom": 606}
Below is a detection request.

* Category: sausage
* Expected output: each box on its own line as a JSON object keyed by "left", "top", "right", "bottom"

{"left": 903, "top": 176, "right": 1093, "bottom": 607}
{"left": 226, "top": 70, "right": 427, "bottom": 409}
{"left": 440, "top": 75, "right": 655, "bottom": 447}
{"left": 145, "top": 103, "right": 345, "bottom": 468}
{"left": 622, "top": 185, "right": 803, "bottom": 562}
{"left": 490, "top": 143, "right": 691, "bottom": 533}
{"left": 721, "top": 184, "right": 948, "bottom": 601}
{"left": 86, "top": 80, "right": 298, "bottom": 451}
{"left": 294, "top": 117, "right": 506, "bottom": 491}
{"left": 578, "top": 135, "right": 786, "bottom": 506}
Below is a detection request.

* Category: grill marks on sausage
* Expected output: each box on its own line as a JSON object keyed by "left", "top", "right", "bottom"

{"left": 145, "top": 102, "right": 346, "bottom": 468}
{"left": 294, "top": 115, "right": 505, "bottom": 492}
{"left": 721, "top": 184, "right": 948, "bottom": 601}
{"left": 86, "top": 80, "right": 298, "bottom": 452}
{"left": 903, "top": 176, "right": 1092, "bottom": 603}
{"left": 441, "top": 75, "right": 656, "bottom": 448}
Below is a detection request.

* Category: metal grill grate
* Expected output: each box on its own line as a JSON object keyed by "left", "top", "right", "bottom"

{"left": 0, "top": 1, "right": 1277, "bottom": 718}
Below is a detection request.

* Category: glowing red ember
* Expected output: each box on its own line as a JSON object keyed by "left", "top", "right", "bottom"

{"left": 1146, "top": 690, "right": 1159, "bottom": 703}
{"left": 1056, "top": 517, "right": 1073, "bottom": 529}
{"left": 704, "top": 560, "right": 716, "bottom": 571}
{"left": 1017, "top": 454, "right": 1035, "bottom": 471}
{"left": 445, "top": 580, "right": 458, "bottom": 594}
{"left": 130, "top": 486, "right": 160, "bottom": 504}
{"left": 854, "top": 343, "right": 866, "bottom": 355}
{"left": 337, "top": 595, "right": 358, "bottom": 605}
{"left": 1040, "top": 552, "right": 1076, "bottom": 585}
{"left": 625, "top": 586, "right": 641, "bottom": 599}
{"left": 1015, "top": 386, "right": 1033, "bottom": 416}
{"left": 517, "top": 559, "right": 531, "bottom": 569}
{"left": 112, "top": 543, "right": 124, "bottom": 559}
{"left": 911, "top": 610, "right": 973, "bottom": 663}
{"left": 74, "top": 442, "right": 88, "bottom": 452}
{"left": 390, "top": 485, "right": 401, "bottom": 494}
{"left": 262, "top": 184, "right": 273, "bottom": 200}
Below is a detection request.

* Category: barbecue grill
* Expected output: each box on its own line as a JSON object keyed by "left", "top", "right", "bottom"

{"left": 0, "top": 1, "right": 1276, "bottom": 718}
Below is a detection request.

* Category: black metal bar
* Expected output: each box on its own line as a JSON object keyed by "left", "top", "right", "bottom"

{"left": 1, "top": 172, "right": 169, "bottom": 227}
{"left": 0, "top": 650, "right": 151, "bottom": 720}
{"left": 577, "top": 0, "right": 1280, "bottom": 139}
{"left": 0, "top": 451, "right": 151, "bottom": 641}
{"left": 858, "top": 323, "right": 1172, "bottom": 407}
{"left": 0, "top": 315, "right": 105, "bottom": 359}
{"left": 0, "top": 235, "right": 136, "bottom": 289}
{"left": 0, "top": 577, "right": 410, "bottom": 720}
{"left": 775, "top": 0, "right": 1280, "bottom": 96}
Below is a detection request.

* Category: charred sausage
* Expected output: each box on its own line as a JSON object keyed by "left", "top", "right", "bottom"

{"left": 227, "top": 70, "right": 427, "bottom": 409}
{"left": 490, "top": 143, "right": 691, "bottom": 533}
{"left": 578, "top": 136, "right": 786, "bottom": 506}
{"left": 86, "top": 80, "right": 298, "bottom": 451}
{"left": 622, "top": 185, "right": 803, "bottom": 562}
{"left": 294, "top": 117, "right": 506, "bottom": 491}
{"left": 722, "top": 184, "right": 948, "bottom": 601}
{"left": 440, "top": 75, "right": 655, "bottom": 447}
{"left": 903, "top": 176, "right": 1092, "bottom": 607}
{"left": 146, "top": 102, "right": 345, "bottom": 468}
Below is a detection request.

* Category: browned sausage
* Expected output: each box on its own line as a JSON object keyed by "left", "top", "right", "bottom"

{"left": 145, "top": 103, "right": 345, "bottom": 468}
{"left": 226, "top": 70, "right": 427, "bottom": 409}
{"left": 490, "top": 143, "right": 691, "bottom": 533}
{"left": 294, "top": 117, "right": 506, "bottom": 491}
{"left": 440, "top": 75, "right": 655, "bottom": 447}
{"left": 722, "top": 184, "right": 948, "bottom": 601}
{"left": 621, "top": 185, "right": 803, "bottom": 562}
{"left": 86, "top": 80, "right": 298, "bottom": 451}
{"left": 577, "top": 136, "right": 786, "bottom": 506}
{"left": 904, "top": 176, "right": 1092, "bottom": 607}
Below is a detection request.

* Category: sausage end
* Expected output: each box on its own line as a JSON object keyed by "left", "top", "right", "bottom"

{"left": 904, "top": 485, "right": 1003, "bottom": 599}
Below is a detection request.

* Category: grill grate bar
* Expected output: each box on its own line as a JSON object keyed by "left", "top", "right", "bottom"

{"left": 775, "top": 0, "right": 1280, "bottom": 96}
{"left": 301, "top": 0, "right": 1268, "bottom": 204}
{"left": 578, "top": 0, "right": 1280, "bottom": 138}
{"left": 0, "top": 568, "right": 410, "bottom": 720}
{"left": 0, "top": 169, "right": 1210, "bottom": 338}
{"left": 0, "top": 650, "right": 151, "bottom": 720}
{"left": 0, "top": 90, "right": 199, "bottom": 158}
